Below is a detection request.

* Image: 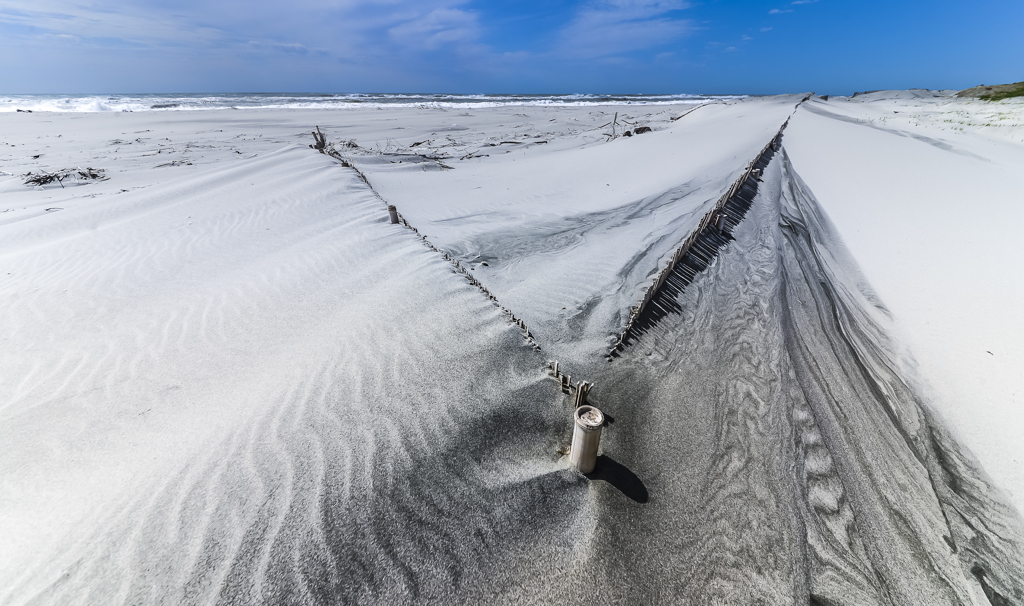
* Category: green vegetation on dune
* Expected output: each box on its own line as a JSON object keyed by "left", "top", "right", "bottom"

{"left": 958, "top": 81, "right": 1024, "bottom": 101}
{"left": 980, "top": 82, "right": 1024, "bottom": 101}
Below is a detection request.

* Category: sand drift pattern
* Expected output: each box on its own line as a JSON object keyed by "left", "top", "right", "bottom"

{"left": 587, "top": 151, "right": 1024, "bottom": 604}
{"left": 315, "top": 122, "right": 1024, "bottom": 603}
{"left": 0, "top": 148, "right": 581, "bottom": 605}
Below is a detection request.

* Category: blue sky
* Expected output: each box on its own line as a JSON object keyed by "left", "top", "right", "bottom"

{"left": 1, "top": 0, "right": 1021, "bottom": 95}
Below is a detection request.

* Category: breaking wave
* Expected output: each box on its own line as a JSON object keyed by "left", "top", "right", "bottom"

{"left": 0, "top": 93, "right": 743, "bottom": 114}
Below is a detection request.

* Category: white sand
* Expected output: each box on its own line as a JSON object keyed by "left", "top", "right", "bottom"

{"left": 786, "top": 92, "right": 1024, "bottom": 508}
{"left": 2, "top": 96, "right": 1022, "bottom": 604}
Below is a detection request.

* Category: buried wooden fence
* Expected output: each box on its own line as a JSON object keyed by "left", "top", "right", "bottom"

{"left": 547, "top": 361, "right": 593, "bottom": 408}
{"left": 388, "top": 205, "right": 541, "bottom": 351}
{"left": 320, "top": 149, "right": 541, "bottom": 351}
{"left": 608, "top": 117, "right": 791, "bottom": 356}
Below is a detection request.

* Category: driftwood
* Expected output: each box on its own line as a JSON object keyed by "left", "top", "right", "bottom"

{"left": 310, "top": 126, "right": 327, "bottom": 153}
{"left": 670, "top": 103, "right": 710, "bottom": 122}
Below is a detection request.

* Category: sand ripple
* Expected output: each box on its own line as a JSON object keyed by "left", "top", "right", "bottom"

{"left": 3, "top": 129, "right": 1022, "bottom": 604}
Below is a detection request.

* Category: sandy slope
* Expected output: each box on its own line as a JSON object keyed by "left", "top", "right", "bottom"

{"left": 786, "top": 93, "right": 1024, "bottom": 509}
{"left": 0, "top": 144, "right": 582, "bottom": 604}
{"left": 578, "top": 147, "right": 1024, "bottom": 605}
{"left": 1, "top": 98, "right": 1022, "bottom": 605}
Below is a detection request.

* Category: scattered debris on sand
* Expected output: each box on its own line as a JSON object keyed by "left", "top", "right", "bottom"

{"left": 22, "top": 167, "right": 107, "bottom": 188}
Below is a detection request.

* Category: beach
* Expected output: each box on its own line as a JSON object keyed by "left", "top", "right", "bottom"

{"left": 2, "top": 92, "right": 1023, "bottom": 604}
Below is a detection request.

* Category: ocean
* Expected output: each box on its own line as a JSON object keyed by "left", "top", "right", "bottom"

{"left": 0, "top": 92, "right": 741, "bottom": 113}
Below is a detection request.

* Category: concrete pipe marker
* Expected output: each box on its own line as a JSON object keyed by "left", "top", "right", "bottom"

{"left": 570, "top": 405, "right": 604, "bottom": 474}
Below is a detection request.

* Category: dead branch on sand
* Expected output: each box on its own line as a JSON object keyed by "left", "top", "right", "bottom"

{"left": 309, "top": 126, "right": 327, "bottom": 153}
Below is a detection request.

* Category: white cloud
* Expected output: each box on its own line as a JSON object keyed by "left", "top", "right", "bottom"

{"left": 761, "top": 27, "right": 773, "bottom": 32}
{"left": 387, "top": 7, "right": 480, "bottom": 50}
{"left": 0, "top": 0, "right": 706, "bottom": 92}
{"left": 769, "top": 8, "right": 794, "bottom": 13}
{"left": 558, "top": 0, "right": 693, "bottom": 59}
{"left": 0, "top": 1, "right": 212, "bottom": 47}
{"left": 0, "top": 0, "right": 479, "bottom": 55}
{"left": 0, "top": 0, "right": 502, "bottom": 92}
{"left": 741, "top": 35, "right": 753, "bottom": 41}
{"left": 247, "top": 41, "right": 328, "bottom": 56}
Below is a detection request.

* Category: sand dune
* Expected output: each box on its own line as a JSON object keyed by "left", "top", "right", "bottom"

{"left": 1, "top": 96, "right": 1022, "bottom": 604}
{"left": 1, "top": 146, "right": 571, "bottom": 603}
{"left": 786, "top": 93, "right": 1024, "bottom": 512}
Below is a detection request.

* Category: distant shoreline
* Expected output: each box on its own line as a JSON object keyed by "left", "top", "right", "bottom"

{"left": 0, "top": 92, "right": 744, "bottom": 114}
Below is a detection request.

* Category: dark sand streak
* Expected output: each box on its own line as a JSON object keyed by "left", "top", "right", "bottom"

{"left": 570, "top": 150, "right": 1024, "bottom": 604}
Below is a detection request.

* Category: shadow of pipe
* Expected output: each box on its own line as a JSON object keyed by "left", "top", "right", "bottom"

{"left": 585, "top": 455, "right": 649, "bottom": 504}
